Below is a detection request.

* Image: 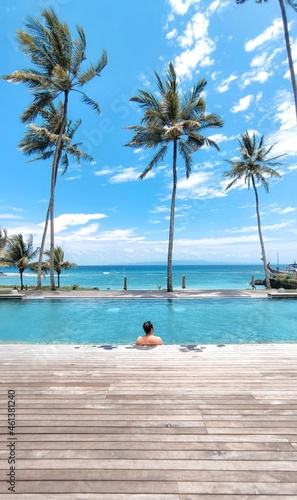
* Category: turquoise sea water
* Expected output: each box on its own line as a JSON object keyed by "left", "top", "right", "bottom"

{"left": 0, "top": 264, "right": 266, "bottom": 290}
{"left": 1, "top": 297, "right": 297, "bottom": 345}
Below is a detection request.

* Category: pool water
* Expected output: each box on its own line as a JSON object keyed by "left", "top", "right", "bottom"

{"left": 1, "top": 298, "right": 297, "bottom": 345}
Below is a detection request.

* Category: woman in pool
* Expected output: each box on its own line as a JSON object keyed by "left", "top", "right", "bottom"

{"left": 136, "top": 321, "right": 163, "bottom": 346}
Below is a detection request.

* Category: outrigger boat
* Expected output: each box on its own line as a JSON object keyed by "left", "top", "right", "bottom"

{"left": 267, "top": 262, "right": 297, "bottom": 277}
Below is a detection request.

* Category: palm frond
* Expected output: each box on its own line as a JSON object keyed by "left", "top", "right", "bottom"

{"left": 80, "top": 93, "right": 101, "bottom": 113}
{"left": 20, "top": 91, "right": 58, "bottom": 123}
{"left": 284, "top": 0, "right": 297, "bottom": 10}
{"left": 77, "top": 49, "right": 107, "bottom": 85}
{"left": 178, "top": 140, "right": 192, "bottom": 178}
{"left": 41, "top": 8, "right": 72, "bottom": 70}
{"left": 130, "top": 91, "right": 159, "bottom": 110}
{"left": 70, "top": 39, "right": 86, "bottom": 75}
{"left": 224, "top": 131, "right": 283, "bottom": 193}
{"left": 60, "top": 153, "right": 69, "bottom": 175}
{"left": 125, "top": 126, "right": 168, "bottom": 149}
{"left": 139, "top": 145, "right": 168, "bottom": 179}
{"left": 166, "top": 62, "right": 178, "bottom": 93}
{"left": 1, "top": 69, "right": 52, "bottom": 90}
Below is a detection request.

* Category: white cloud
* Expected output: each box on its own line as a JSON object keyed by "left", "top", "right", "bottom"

{"left": 95, "top": 229, "right": 144, "bottom": 242}
{"left": 245, "top": 18, "right": 283, "bottom": 52}
{"left": 272, "top": 206, "right": 296, "bottom": 214}
{"left": 0, "top": 213, "right": 22, "bottom": 219}
{"left": 149, "top": 206, "right": 170, "bottom": 214}
{"left": 166, "top": 28, "right": 178, "bottom": 40}
{"left": 266, "top": 91, "right": 297, "bottom": 156}
{"left": 231, "top": 95, "right": 253, "bottom": 113}
{"left": 47, "top": 213, "right": 107, "bottom": 233}
{"left": 177, "top": 171, "right": 210, "bottom": 189}
{"left": 272, "top": 90, "right": 297, "bottom": 132}
{"left": 72, "top": 223, "right": 100, "bottom": 236}
{"left": 250, "top": 48, "right": 282, "bottom": 69}
{"left": 177, "top": 12, "right": 209, "bottom": 48}
{"left": 208, "top": 133, "right": 230, "bottom": 144}
{"left": 241, "top": 70, "right": 271, "bottom": 87}
{"left": 174, "top": 43, "right": 214, "bottom": 78}
{"left": 225, "top": 221, "right": 293, "bottom": 234}
{"left": 95, "top": 168, "right": 114, "bottom": 176}
{"left": 216, "top": 74, "right": 238, "bottom": 93}
{"left": 207, "top": 0, "right": 229, "bottom": 15}
{"left": 174, "top": 12, "right": 215, "bottom": 78}
{"left": 109, "top": 167, "right": 142, "bottom": 183}
{"left": 175, "top": 234, "right": 271, "bottom": 246}
{"left": 283, "top": 39, "right": 297, "bottom": 79}
{"left": 167, "top": 0, "right": 193, "bottom": 15}
{"left": 177, "top": 171, "right": 226, "bottom": 200}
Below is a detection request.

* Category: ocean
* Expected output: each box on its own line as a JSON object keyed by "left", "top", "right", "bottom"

{"left": 0, "top": 264, "right": 266, "bottom": 290}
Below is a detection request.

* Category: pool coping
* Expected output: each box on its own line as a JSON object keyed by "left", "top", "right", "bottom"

{"left": 6, "top": 288, "right": 297, "bottom": 300}
{"left": 4, "top": 288, "right": 277, "bottom": 299}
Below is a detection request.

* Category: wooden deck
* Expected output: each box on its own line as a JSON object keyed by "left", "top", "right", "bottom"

{"left": 1, "top": 343, "right": 297, "bottom": 499}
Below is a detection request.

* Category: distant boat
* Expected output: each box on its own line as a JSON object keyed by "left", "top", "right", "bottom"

{"left": 286, "top": 261, "right": 297, "bottom": 272}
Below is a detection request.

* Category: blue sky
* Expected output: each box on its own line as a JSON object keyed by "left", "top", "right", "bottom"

{"left": 1, "top": 0, "right": 297, "bottom": 266}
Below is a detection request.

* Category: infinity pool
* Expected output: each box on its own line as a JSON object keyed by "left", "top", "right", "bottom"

{"left": 1, "top": 298, "right": 297, "bottom": 345}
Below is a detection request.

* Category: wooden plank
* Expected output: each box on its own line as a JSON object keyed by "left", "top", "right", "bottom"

{"left": 1, "top": 343, "right": 297, "bottom": 497}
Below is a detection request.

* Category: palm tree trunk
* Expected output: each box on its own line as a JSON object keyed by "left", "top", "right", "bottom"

{"left": 19, "top": 270, "right": 24, "bottom": 290}
{"left": 37, "top": 141, "right": 64, "bottom": 289}
{"left": 252, "top": 176, "right": 271, "bottom": 288}
{"left": 279, "top": 0, "right": 297, "bottom": 122}
{"left": 49, "top": 91, "right": 69, "bottom": 291}
{"left": 36, "top": 204, "right": 50, "bottom": 289}
{"left": 49, "top": 184, "right": 56, "bottom": 290}
{"left": 167, "top": 140, "right": 178, "bottom": 292}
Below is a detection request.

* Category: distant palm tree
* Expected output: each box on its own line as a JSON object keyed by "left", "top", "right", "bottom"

{"left": 44, "top": 246, "right": 76, "bottom": 288}
{"left": 0, "top": 229, "right": 7, "bottom": 254}
{"left": 18, "top": 102, "right": 92, "bottom": 289}
{"left": 125, "top": 62, "right": 223, "bottom": 291}
{"left": 223, "top": 131, "right": 284, "bottom": 288}
{"left": 236, "top": 0, "right": 297, "bottom": 121}
{"left": 0, "top": 234, "right": 40, "bottom": 289}
{"left": 2, "top": 8, "right": 107, "bottom": 290}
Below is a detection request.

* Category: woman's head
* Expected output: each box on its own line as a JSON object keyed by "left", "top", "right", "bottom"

{"left": 143, "top": 321, "right": 154, "bottom": 334}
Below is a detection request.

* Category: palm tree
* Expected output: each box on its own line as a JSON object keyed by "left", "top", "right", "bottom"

{"left": 18, "top": 102, "right": 92, "bottom": 289}
{"left": 0, "top": 234, "right": 40, "bottom": 289}
{"left": 236, "top": 0, "right": 297, "bottom": 121}
{"left": 2, "top": 8, "right": 107, "bottom": 290}
{"left": 125, "top": 62, "right": 223, "bottom": 292}
{"left": 223, "top": 131, "right": 284, "bottom": 288}
{"left": 44, "top": 246, "right": 76, "bottom": 288}
{"left": 0, "top": 229, "right": 7, "bottom": 254}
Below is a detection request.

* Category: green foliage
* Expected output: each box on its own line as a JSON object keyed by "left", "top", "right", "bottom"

{"left": 0, "top": 233, "right": 41, "bottom": 289}
{"left": 272, "top": 275, "right": 297, "bottom": 289}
